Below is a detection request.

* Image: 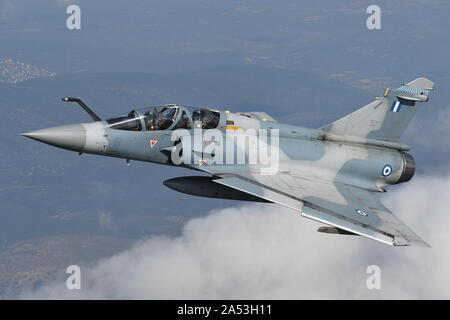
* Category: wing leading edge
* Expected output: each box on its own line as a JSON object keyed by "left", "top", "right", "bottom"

{"left": 214, "top": 174, "right": 429, "bottom": 247}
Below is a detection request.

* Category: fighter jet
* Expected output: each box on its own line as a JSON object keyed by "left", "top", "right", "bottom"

{"left": 22, "top": 77, "right": 434, "bottom": 247}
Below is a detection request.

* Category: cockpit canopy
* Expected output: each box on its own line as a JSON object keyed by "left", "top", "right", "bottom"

{"left": 106, "top": 105, "right": 220, "bottom": 131}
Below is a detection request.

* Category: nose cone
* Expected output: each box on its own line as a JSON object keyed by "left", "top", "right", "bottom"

{"left": 22, "top": 124, "right": 86, "bottom": 152}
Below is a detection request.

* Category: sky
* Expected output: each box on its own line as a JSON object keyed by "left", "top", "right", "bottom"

{"left": 1, "top": 0, "right": 450, "bottom": 299}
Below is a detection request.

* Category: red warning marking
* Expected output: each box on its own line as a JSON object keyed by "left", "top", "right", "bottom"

{"left": 199, "top": 159, "right": 206, "bottom": 166}
{"left": 150, "top": 140, "right": 157, "bottom": 147}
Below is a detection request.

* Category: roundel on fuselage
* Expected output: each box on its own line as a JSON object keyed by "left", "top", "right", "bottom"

{"left": 381, "top": 164, "right": 392, "bottom": 177}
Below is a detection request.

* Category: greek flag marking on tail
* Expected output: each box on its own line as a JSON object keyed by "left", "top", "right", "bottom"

{"left": 390, "top": 101, "right": 402, "bottom": 112}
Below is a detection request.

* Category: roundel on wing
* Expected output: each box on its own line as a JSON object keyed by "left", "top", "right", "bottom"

{"left": 355, "top": 209, "right": 368, "bottom": 216}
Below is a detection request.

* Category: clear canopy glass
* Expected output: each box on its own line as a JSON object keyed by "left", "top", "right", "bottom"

{"left": 106, "top": 105, "right": 220, "bottom": 131}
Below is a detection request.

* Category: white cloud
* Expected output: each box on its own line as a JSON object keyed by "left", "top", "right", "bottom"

{"left": 21, "top": 173, "right": 450, "bottom": 299}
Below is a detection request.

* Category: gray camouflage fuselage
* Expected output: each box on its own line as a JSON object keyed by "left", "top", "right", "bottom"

{"left": 23, "top": 111, "right": 413, "bottom": 192}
